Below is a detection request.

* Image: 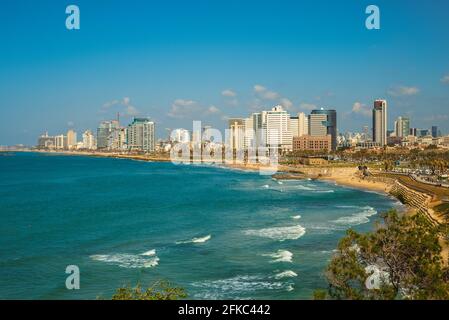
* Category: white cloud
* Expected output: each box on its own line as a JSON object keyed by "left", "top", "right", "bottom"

{"left": 221, "top": 89, "right": 237, "bottom": 97}
{"left": 206, "top": 105, "right": 220, "bottom": 114}
{"left": 279, "top": 98, "right": 293, "bottom": 110}
{"left": 167, "top": 100, "right": 222, "bottom": 118}
{"left": 167, "top": 99, "right": 200, "bottom": 118}
{"left": 253, "top": 84, "right": 280, "bottom": 100}
{"left": 352, "top": 102, "right": 371, "bottom": 117}
{"left": 387, "top": 86, "right": 420, "bottom": 97}
{"left": 441, "top": 75, "right": 449, "bottom": 83}
{"left": 221, "top": 89, "right": 239, "bottom": 107}
{"left": 101, "top": 97, "right": 140, "bottom": 117}
{"left": 254, "top": 85, "right": 266, "bottom": 93}
{"left": 252, "top": 84, "right": 296, "bottom": 110}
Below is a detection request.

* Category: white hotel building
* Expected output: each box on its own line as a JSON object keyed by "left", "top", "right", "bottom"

{"left": 263, "top": 106, "right": 292, "bottom": 152}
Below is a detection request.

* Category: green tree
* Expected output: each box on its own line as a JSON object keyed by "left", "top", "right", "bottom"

{"left": 323, "top": 210, "right": 449, "bottom": 300}
{"left": 111, "top": 281, "right": 187, "bottom": 300}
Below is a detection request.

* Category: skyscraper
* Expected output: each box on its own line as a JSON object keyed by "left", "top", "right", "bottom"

{"left": 97, "top": 120, "right": 119, "bottom": 150}
{"left": 372, "top": 100, "right": 387, "bottom": 146}
{"left": 394, "top": 116, "right": 410, "bottom": 138}
{"left": 127, "top": 118, "right": 155, "bottom": 152}
{"left": 82, "top": 130, "right": 96, "bottom": 150}
{"left": 432, "top": 126, "right": 439, "bottom": 138}
{"left": 243, "top": 117, "right": 254, "bottom": 149}
{"left": 264, "top": 105, "right": 292, "bottom": 151}
{"left": 290, "top": 116, "right": 299, "bottom": 138}
{"left": 66, "top": 129, "right": 77, "bottom": 149}
{"left": 251, "top": 112, "right": 263, "bottom": 147}
{"left": 290, "top": 112, "right": 309, "bottom": 138}
{"left": 310, "top": 109, "right": 337, "bottom": 150}
{"left": 228, "top": 118, "right": 245, "bottom": 151}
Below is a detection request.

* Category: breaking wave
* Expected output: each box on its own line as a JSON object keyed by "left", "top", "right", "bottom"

{"left": 262, "top": 250, "right": 293, "bottom": 263}
{"left": 274, "top": 270, "right": 298, "bottom": 279}
{"left": 141, "top": 249, "right": 156, "bottom": 256}
{"left": 332, "top": 206, "right": 377, "bottom": 226}
{"left": 244, "top": 225, "right": 306, "bottom": 241}
{"left": 176, "top": 234, "right": 211, "bottom": 244}
{"left": 90, "top": 251, "right": 159, "bottom": 269}
{"left": 191, "top": 274, "right": 294, "bottom": 299}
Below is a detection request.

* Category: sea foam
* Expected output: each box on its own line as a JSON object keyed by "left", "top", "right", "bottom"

{"left": 176, "top": 234, "right": 211, "bottom": 244}
{"left": 141, "top": 249, "right": 156, "bottom": 256}
{"left": 333, "top": 206, "right": 377, "bottom": 226}
{"left": 90, "top": 253, "right": 159, "bottom": 268}
{"left": 191, "top": 274, "right": 294, "bottom": 299}
{"left": 262, "top": 250, "right": 293, "bottom": 263}
{"left": 274, "top": 270, "right": 298, "bottom": 279}
{"left": 244, "top": 225, "right": 305, "bottom": 241}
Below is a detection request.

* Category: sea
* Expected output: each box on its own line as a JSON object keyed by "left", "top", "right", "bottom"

{"left": 0, "top": 152, "right": 402, "bottom": 299}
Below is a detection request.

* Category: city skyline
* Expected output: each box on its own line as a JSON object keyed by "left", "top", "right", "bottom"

{"left": 1, "top": 0, "right": 449, "bottom": 145}
{"left": 33, "top": 100, "right": 448, "bottom": 154}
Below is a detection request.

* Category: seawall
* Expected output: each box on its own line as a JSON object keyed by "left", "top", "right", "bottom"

{"left": 389, "top": 180, "right": 440, "bottom": 226}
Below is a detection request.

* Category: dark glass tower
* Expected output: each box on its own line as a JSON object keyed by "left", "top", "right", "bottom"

{"left": 310, "top": 109, "right": 337, "bottom": 150}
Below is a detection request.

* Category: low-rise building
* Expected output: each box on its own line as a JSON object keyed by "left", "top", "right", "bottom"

{"left": 293, "top": 135, "right": 332, "bottom": 152}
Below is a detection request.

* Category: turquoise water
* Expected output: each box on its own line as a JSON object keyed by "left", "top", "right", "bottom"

{"left": 0, "top": 152, "right": 401, "bottom": 299}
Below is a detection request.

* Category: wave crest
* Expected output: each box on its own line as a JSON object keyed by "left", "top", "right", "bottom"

{"left": 333, "top": 206, "right": 377, "bottom": 226}
{"left": 244, "top": 225, "right": 305, "bottom": 241}
{"left": 262, "top": 250, "right": 293, "bottom": 263}
{"left": 274, "top": 270, "right": 298, "bottom": 279}
{"left": 176, "top": 234, "right": 211, "bottom": 244}
{"left": 90, "top": 253, "right": 159, "bottom": 268}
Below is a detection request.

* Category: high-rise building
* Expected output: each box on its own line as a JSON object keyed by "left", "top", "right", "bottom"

{"left": 54, "top": 134, "right": 66, "bottom": 149}
{"left": 82, "top": 130, "right": 96, "bottom": 150}
{"left": 109, "top": 127, "right": 127, "bottom": 150}
{"left": 290, "top": 112, "right": 309, "bottom": 138}
{"left": 66, "top": 129, "right": 77, "bottom": 149}
{"left": 37, "top": 132, "right": 55, "bottom": 149}
{"left": 127, "top": 118, "right": 155, "bottom": 152}
{"left": 251, "top": 112, "right": 264, "bottom": 147}
{"left": 419, "top": 129, "right": 431, "bottom": 137}
{"left": 310, "top": 109, "right": 337, "bottom": 150}
{"left": 309, "top": 113, "right": 327, "bottom": 136}
{"left": 243, "top": 117, "right": 254, "bottom": 149}
{"left": 228, "top": 118, "right": 245, "bottom": 151}
{"left": 432, "top": 126, "right": 439, "bottom": 138}
{"left": 372, "top": 100, "right": 387, "bottom": 146}
{"left": 299, "top": 112, "right": 309, "bottom": 136}
{"left": 409, "top": 128, "right": 418, "bottom": 136}
{"left": 97, "top": 120, "right": 119, "bottom": 149}
{"left": 264, "top": 106, "right": 292, "bottom": 151}
{"left": 290, "top": 116, "right": 299, "bottom": 138}
{"left": 394, "top": 116, "right": 410, "bottom": 138}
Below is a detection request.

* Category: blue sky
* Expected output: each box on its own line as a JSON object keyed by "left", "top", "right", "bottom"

{"left": 1, "top": 0, "right": 449, "bottom": 145}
